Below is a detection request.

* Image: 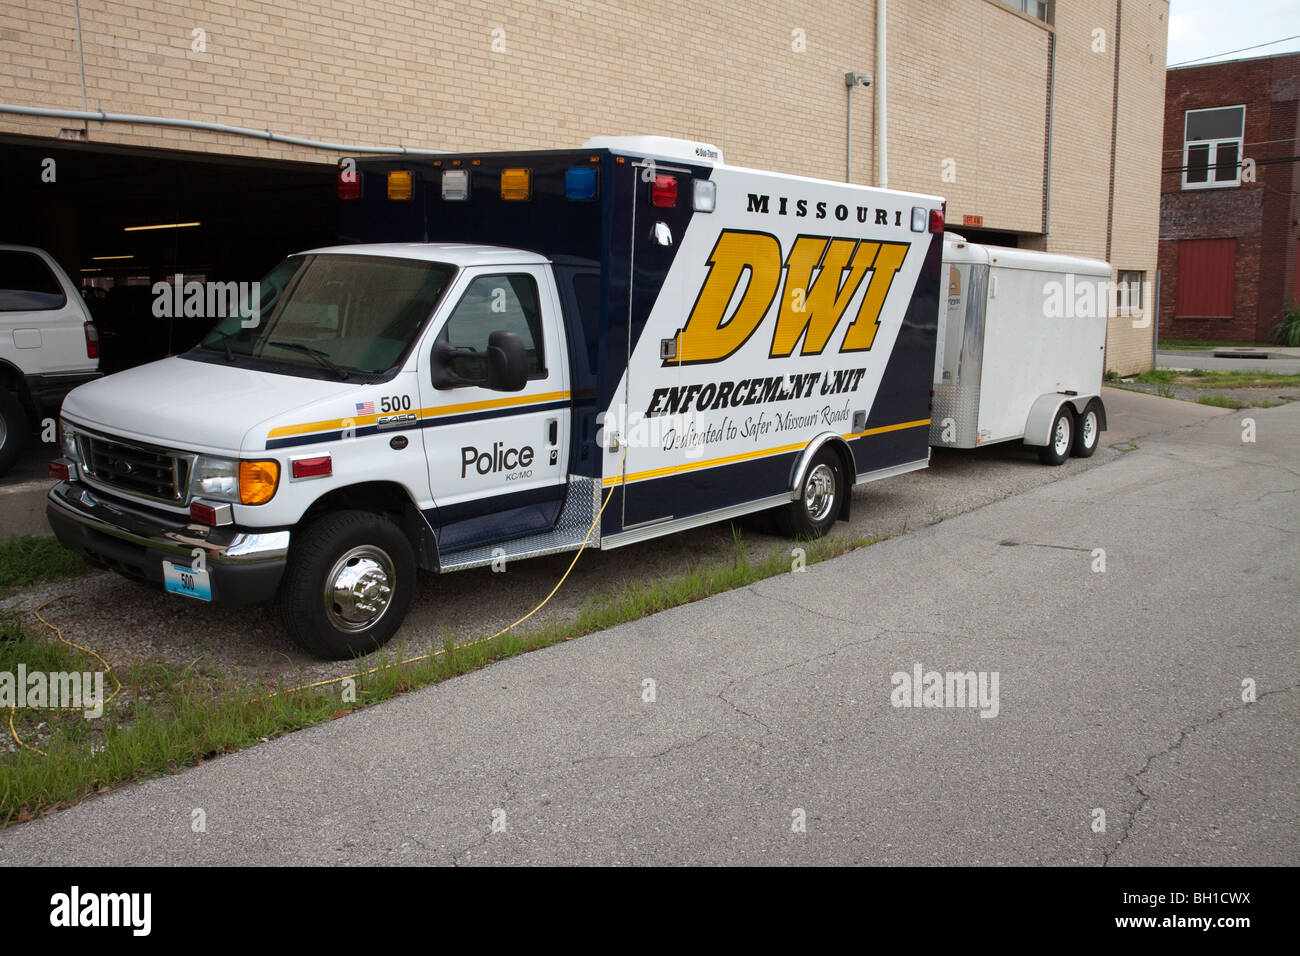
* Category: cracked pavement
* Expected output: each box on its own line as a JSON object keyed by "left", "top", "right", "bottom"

{"left": 1, "top": 399, "right": 1295, "bottom": 865}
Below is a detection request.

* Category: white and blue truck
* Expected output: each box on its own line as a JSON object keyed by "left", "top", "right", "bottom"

{"left": 46, "top": 136, "right": 946, "bottom": 658}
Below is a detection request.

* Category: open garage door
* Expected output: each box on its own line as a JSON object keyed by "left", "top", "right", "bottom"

{"left": 0, "top": 136, "right": 336, "bottom": 374}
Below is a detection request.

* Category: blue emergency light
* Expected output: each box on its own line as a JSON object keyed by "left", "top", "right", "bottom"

{"left": 565, "top": 166, "right": 598, "bottom": 200}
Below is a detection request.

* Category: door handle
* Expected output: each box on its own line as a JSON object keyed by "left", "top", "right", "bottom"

{"left": 547, "top": 418, "right": 558, "bottom": 445}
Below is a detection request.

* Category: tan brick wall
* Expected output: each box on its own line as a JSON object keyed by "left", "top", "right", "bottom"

{"left": 1, "top": 0, "right": 1167, "bottom": 371}
{"left": 1045, "top": 0, "right": 1117, "bottom": 261}
{"left": 1105, "top": 0, "right": 1168, "bottom": 374}
{"left": 889, "top": 0, "right": 1050, "bottom": 234}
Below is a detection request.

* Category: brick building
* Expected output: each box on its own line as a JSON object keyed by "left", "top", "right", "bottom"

{"left": 1, "top": 0, "right": 1168, "bottom": 373}
{"left": 1158, "top": 51, "right": 1300, "bottom": 344}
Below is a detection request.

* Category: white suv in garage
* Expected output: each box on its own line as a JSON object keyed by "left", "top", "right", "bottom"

{"left": 0, "top": 245, "right": 101, "bottom": 475}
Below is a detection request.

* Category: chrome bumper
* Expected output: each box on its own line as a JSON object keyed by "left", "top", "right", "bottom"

{"left": 46, "top": 481, "right": 289, "bottom": 605}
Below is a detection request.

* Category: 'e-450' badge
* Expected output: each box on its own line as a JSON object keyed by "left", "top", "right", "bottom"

{"left": 377, "top": 413, "right": 418, "bottom": 430}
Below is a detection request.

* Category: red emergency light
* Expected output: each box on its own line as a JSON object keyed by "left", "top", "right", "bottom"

{"left": 651, "top": 175, "right": 678, "bottom": 208}
{"left": 338, "top": 166, "right": 361, "bottom": 200}
{"left": 930, "top": 204, "right": 945, "bottom": 233}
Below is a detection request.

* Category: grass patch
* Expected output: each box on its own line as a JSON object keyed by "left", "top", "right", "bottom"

{"left": 1195, "top": 394, "right": 1286, "bottom": 410}
{"left": 0, "top": 536, "right": 92, "bottom": 599}
{"left": 1133, "top": 369, "right": 1300, "bottom": 389}
{"left": 0, "top": 524, "right": 882, "bottom": 825}
{"left": 1158, "top": 339, "right": 1274, "bottom": 350}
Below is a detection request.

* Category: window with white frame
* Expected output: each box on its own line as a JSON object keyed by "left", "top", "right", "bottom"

{"left": 1117, "top": 270, "right": 1144, "bottom": 313}
{"left": 998, "top": 0, "right": 1049, "bottom": 21}
{"left": 1183, "top": 106, "right": 1245, "bottom": 189}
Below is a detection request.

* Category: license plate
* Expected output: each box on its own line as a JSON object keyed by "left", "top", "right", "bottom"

{"left": 163, "top": 560, "right": 212, "bottom": 602}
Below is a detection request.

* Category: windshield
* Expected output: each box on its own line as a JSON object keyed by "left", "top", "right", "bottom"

{"left": 195, "top": 254, "right": 455, "bottom": 377}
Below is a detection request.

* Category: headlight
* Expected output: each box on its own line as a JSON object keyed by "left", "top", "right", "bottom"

{"left": 190, "top": 455, "right": 280, "bottom": 505}
{"left": 59, "top": 419, "right": 78, "bottom": 460}
{"left": 192, "top": 455, "right": 239, "bottom": 500}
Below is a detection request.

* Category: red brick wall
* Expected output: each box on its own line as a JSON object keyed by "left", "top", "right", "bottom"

{"left": 1158, "top": 53, "right": 1300, "bottom": 343}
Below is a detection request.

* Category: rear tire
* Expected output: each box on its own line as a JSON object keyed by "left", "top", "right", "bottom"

{"left": 774, "top": 446, "right": 843, "bottom": 538}
{"left": 1036, "top": 406, "right": 1072, "bottom": 466}
{"left": 1072, "top": 401, "right": 1101, "bottom": 458}
{"left": 0, "top": 390, "right": 29, "bottom": 477}
{"left": 279, "top": 510, "right": 415, "bottom": 660}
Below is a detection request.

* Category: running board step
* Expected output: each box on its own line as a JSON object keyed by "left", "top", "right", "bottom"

{"left": 437, "top": 477, "right": 602, "bottom": 572}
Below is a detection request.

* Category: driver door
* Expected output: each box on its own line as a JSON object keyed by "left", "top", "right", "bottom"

{"left": 416, "top": 266, "right": 570, "bottom": 555}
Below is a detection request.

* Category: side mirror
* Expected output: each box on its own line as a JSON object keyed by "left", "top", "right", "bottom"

{"left": 431, "top": 331, "right": 528, "bottom": 392}
{"left": 486, "top": 330, "right": 528, "bottom": 392}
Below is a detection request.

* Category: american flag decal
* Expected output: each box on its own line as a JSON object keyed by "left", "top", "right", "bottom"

{"left": 355, "top": 401, "right": 375, "bottom": 415}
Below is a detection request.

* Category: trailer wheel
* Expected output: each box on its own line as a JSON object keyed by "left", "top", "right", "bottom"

{"left": 1072, "top": 401, "right": 1101, "bottom": 458}
{"left": 1037, "top": 406, "right": 1073, "bottom": 466}
{"left": 0, "top": 390, "right": 29, "bottom": 477}
{"left": 279, "top": 510, "right": 415, "bottom": 660}
{"left": 776, "top": 447, "right": 842, "bottom": 538}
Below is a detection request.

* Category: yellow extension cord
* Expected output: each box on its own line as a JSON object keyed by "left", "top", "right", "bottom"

{"left": 10, "top": 451, "right": 624, "bottom": 754}
{"left": 270, "top": 451, "right": 623, "bottom": 698}
{"left": 8, "top": 602, "right": 123, "bottom": 757}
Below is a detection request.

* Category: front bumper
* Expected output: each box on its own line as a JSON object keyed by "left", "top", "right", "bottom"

{"left": 46, "top": 481, "right": 289, "bottom": 606}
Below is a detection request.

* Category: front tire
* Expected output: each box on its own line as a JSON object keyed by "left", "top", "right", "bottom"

{"left": 279, "top": 510, "right": 415, "bottom": 659}
{"left": 1072, "top": 401, "right": 1101, "bottom": 458}
{"left": 775, "top": 447, "right": 843, "bottom": 538}
{"left": 0, "top": 390, "right": 30, "bottom": 477}
{"left": 1037, "top": 406, "right": 1073, "bottom": 466}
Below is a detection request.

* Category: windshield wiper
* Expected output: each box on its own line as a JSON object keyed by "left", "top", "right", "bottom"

{"left": 200, "top": 329, "right": 238, "bottom": 361}
{"left": 267, "top": 341, "right": 350, "bottom": 380}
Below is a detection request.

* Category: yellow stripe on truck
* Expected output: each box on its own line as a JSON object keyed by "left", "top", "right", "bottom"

{"left": 841, "top": 418, "right": 932, "bottom": 440}
{"left": 266, "top": 391, "right": 571, "bottom": 440}
{"left": 601, "top": 418, "right": 932, "bottom": 488}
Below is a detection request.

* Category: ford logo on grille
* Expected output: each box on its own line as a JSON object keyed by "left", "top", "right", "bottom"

{"left": 110, "top": 458, "right": 134, "bottom": 476}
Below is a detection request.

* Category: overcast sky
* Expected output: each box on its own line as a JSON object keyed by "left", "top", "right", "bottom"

{"left": 1167, "top": 0, "right": 1300, "bottom": 66}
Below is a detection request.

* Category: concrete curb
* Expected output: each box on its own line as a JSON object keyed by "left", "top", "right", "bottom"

{"left": 0, "top": 479, "right": 54, "bottom": 540}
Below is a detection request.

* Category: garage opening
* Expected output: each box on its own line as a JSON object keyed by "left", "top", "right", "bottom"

{"left": 0, "top": 134, "right": 336, "bottom": 374}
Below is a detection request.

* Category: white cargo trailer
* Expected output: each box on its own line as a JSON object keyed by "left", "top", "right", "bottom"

{"left": 929, "top": 236, "right": 1112, "bottom": 465}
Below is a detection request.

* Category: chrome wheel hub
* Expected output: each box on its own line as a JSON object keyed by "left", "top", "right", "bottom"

{"left": 804, "top": 463, "right": 836, "bottom": 523}
{"left": 324, "top": 546, "right": 395, "bottom": 632}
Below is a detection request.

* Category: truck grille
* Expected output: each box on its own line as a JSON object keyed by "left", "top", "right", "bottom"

{"left": 76, "top": 432, "right": 192, "bottom": 504}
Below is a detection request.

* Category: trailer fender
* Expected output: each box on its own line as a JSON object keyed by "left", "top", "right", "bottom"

{"left": 1024, "top": 393, "right": 1106, "bottom": 445}
{"left": 789, "top": 432, "right": 856, "bottom": 521}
